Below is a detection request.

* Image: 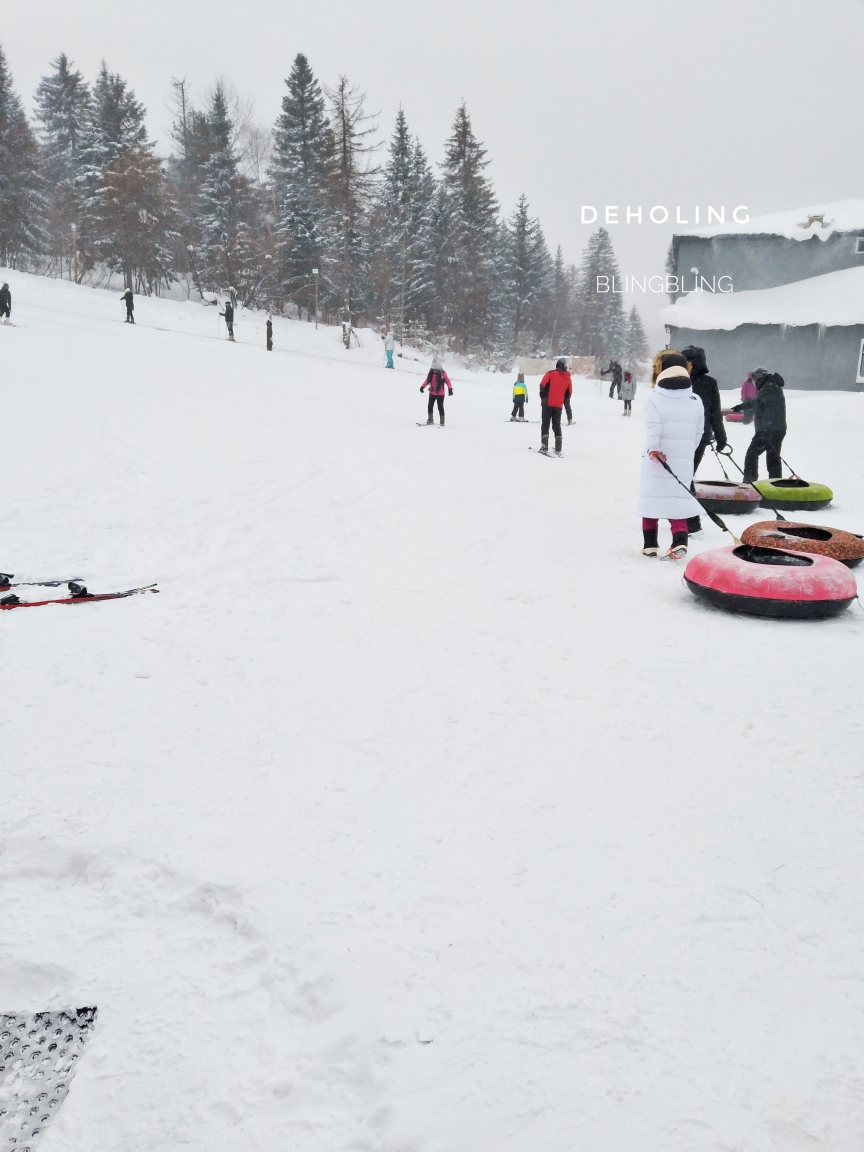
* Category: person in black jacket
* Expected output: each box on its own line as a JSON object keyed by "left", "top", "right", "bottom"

{"left": 220, "top": 300, "right": 235, "bottom": 341}
{"left": 0, "top": 282, "right": 11, "bottom": 323}
{"left": 681, "top": 345, "right": 727, "bottom": 532}
{"left": 601, "top": 359, "right": 623, "bottom": 398}
{"left": 120, "top": 288, "right": 134, "bottom": 323}
{"left": 731, "top": 370, "right": 787, "bottom": 481}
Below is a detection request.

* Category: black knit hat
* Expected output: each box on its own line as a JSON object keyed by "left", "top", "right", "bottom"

{"left": 660, "top": 352, "right": 689, "bottom": 372}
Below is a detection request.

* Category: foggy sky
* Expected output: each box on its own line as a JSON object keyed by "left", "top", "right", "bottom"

{"left": 2, "top": 0, "right": 863, "bottom": 345}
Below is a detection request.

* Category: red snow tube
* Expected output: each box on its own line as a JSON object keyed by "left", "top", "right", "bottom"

{"left": 693, "top": 479, "right": 762, "bottom": 515}
{"left": 683, "top": 544, "right": 857, "bottom": 619}
{"left": 724, "top": 412, "right": 745, "bottom": 422}
{"left": 741, "top": 521, "right": 864, "bottom": 568}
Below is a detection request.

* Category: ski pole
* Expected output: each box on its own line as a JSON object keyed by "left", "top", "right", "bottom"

{"left": 658, "top": 458, "right": 741, "bottom": 545}
{"left": 715, "top": 445, "right": 787, "bottom": 521}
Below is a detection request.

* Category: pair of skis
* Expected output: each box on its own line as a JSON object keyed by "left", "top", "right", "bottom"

{"left": 0, "top": 574, "right": 158, "bottom": 610}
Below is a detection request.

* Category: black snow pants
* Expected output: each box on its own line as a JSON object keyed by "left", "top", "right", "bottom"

{"left": 541, "top": 404, "right": 563, "bottom": 450}
{"left": 0, "top": 304, "right": 9, "bottom": 319}
{"left": 125, "top": 306, "right": 134, "bottom": 323}
{"left": 427, "top": 394, "right": 445, "bottom": 422}
{"left": 511, "top": 397, "right": 525, "bottom": 418}
{"left": 743, "top": 429, "right": 785, "bottom": 481}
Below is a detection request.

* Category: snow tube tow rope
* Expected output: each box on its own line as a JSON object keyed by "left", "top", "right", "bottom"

{"left": 740, "top": 521, "right": 864, "bottom": 568}
{"left": 753, "top": 477, "right": 833, "bottom": 511}
{"left": 683, "top": 544, "right": 857, "bottom": 619}
{"left": 693, "top": 480, "right": 762, "bottom": 515}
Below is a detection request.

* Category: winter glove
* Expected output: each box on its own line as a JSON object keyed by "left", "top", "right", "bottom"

{"left": 448, "top": 389, "right": 453, "bottom": 396}
{"left": 716, "top": 439, "right": 728, "bottom": 452}
{"left": 730, "top": 403, "right": 743, "bottom": 413}
{"left": 420, "top": 386, "right": 425, "bottom": 392}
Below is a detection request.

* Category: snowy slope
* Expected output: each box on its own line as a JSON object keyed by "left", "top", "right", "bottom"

{"left": 1, "top": 270, "right": 864, "bottom": 1152}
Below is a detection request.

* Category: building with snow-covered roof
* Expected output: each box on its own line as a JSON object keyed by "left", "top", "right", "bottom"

{"left": 663, "top": 200, "right": 864, "bottom": 390}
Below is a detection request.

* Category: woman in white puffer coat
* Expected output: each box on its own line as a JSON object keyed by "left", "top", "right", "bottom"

{"left": 638, "top": 351, "right": 705, "bottom": 559}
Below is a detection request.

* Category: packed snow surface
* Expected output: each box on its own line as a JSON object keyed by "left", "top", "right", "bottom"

{"left": 660, "top": 263, "right": 864, "bottom": 330}
{"left": 675, "top": 197, "right": 864, "bottom": 240}
{"left": 2, "top": 271, "right": 864, "bottom": 1152}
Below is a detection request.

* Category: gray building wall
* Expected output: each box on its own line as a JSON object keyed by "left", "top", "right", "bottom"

{"left": 671, "top": 231, "right": 864, "bottom": 297}
{"left": 668, "top": 323, "right": 864, "bottom": 391}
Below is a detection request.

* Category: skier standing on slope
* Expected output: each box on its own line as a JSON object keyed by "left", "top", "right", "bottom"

{"left": 601, "top": 358, "right": 622, "bottom": 398}
{"left": 0, "top": 282, "right": 11, "bottom": 323}
{"left": 621, "top": 371, "right": 636, "bottom": 415}
{"left": 638, "top": 351, "right": 705, "bottom": 560}
{"left": 121, "top": 288, "right": 134, "bottom": 323}
{"left": 538, "top": 358, "right": 572, "bottom": 456}
{"left": 680, "top": 344, "right": 726, "bottom": 535}
{"left": 421, "top": 357, "right": 453, "bottom": 424}
{"left": 510, "top": 371, "right": 528, "bottom": 420}
{"left": 731, "top": 369, "right": 787, "bottom": 481}
{"left": 383, "top": 329, "right": 396, "bottom": 369}
{"left": 220, "top": 300, "right": 235, "bottom": 341}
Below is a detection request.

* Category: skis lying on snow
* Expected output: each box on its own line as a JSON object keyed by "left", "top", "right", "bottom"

{"left": 416, "top": 422, "right": 445, "bottom": 427}
{"left": 0, "top": 582, "right": 159, "bottom": 610}
{"left": 528, "top": 447, "right": 561, "bottom": 457}
{"left": 0, "top": 573, "right": 84, "bottom": 589}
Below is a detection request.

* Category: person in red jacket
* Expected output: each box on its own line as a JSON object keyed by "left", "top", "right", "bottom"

{"left": 538, "top": 359, "right": 573, "bottom": 455}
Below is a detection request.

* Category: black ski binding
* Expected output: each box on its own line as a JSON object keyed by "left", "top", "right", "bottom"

{"left": 0, "top": 573, "right": 13, "bottom": 588}
{"left": 1, "top": 593, "right": 21, "bottom": 605}
{"left": 68, "top": 582, "right": 89, "bottom": 598}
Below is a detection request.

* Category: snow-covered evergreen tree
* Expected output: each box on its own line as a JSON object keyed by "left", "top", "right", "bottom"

{"left": 434, "top": 103, "right": 498, "bottom": 351}
{"left": 195, "top": 84, "right": 256, "bottom": 297}
{"left": 269, "top": 54, "right": 333, "bottom": 316}
{"left": 34, "top": 54, "right": 90, "bottom": 278}
{"left": 625, "top": 304, "right": 650, "bottom": 372}
{"left": 0, "top": 45, "right": 42, "bottom": 268}
{"left": 575, "top": 227, "right": 625, "bottom": 363}
{"left": 497, "top": 194, "right": 550, "bottom": 355}
{"left": 97, "top": 144, "right": 177, "bottom": 292}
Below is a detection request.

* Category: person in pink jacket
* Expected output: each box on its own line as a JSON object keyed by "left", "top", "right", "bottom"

{"left": 420, "top": 357, "right": 453, "bottom": 425}
{"left": 740, "top": 370, "right": 759, "bottom": 424}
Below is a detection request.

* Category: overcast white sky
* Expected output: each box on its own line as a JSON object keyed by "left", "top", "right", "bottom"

{"left": 2, "top": 0, "right": 863, "bottom": 342}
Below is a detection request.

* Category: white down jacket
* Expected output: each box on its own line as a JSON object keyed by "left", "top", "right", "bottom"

{"left": 637, "top": 384, "right": 705, "bottom": 519}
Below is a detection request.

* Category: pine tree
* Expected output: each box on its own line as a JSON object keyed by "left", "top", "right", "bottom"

{"left": 0, "top": 44, "right": 42, "bottom": 268}
{"left": 97, "top": 144, "right": 177, "bottom": 292}
{"left": 498, "top": 194, "right": 550, "bottom": 354}
{"left": 544, "top": 246, "right": 574, "bottom": 355}
{"left": 575, "top": 227, "right": 625, "bottom": 364}
{"left": 34, "top": 54, "right": 90, "bottom": 278}
{"left": 195, "top": 84, "right": 255, "bottom": 297}
{"left": 625, "top": 304, "right": 650, "bottom": 372}
{"left": 434, "top": 103, "right": 498, "bottom": 351}
{"left": 325, "top": 75, "right": 378, "bottom": 327}
{"left": 269, "top": 54, "right": 333, "bottom": 316}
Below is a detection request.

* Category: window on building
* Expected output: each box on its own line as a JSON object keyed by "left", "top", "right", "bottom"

{"left": 856, "top": 237, "right": 864, "bottom": 254}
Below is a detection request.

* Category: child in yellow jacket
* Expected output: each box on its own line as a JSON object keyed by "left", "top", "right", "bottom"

{"left": 511, "top": 372, "right": 528, "bottom": 420}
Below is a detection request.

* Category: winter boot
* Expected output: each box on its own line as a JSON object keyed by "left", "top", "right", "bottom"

{"left": 661, "top": 530, "right": 689, "bottom": 561}
{"left": 426, "top": 416, "right": 434, "bottom": 425}
{"left": 555, "top": 436, "right": 563, "bottom": 457}
{"left": 642, "top": 526, "right": 659, "bottom": 556}
{"left": 440, "top": 413, "right": 445, "bottom": 426}
{"left": 686, "top": 515, "right": 702, "bottom": 534}
{"left": 539, "top": 434, "right": 549, "bottom": 455}
{"left": 510, "top": 416, "right": 517, "bottom": 421}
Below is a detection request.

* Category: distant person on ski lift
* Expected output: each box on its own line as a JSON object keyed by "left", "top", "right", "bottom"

{"left": 601, "top": 358, "right": 622, "bottom": 398}
{"left": 384, "top": 329, "right": 396, "bottom": 369}
{"left": 220, "top": 299, "right": 235, "bottom": 341}
{"left": 538, "top": 358, "right": 573, "bottom": 455}
{"left": 420, "top": 357, "right": 453, "bottom": 425}
{"left": 0, "top": 282, "right": 11, "bottom": 324}
{"left": 621, "top": 370, "right": 636, "bottom": 415}
{"left": 121, "top": 288, "right": 134, "bottom": 323}
{"left": 510, "top": 371, "right": 528, "bottom": 420}
{"left": 730, "top": 368, "right": 787, "bottom": 482}
{"left": 638, "top": 351, "right": 704, "bottom": 560}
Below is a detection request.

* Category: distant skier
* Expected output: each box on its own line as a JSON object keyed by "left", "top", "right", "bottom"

{"left": 420, "top": 357, "right": 453, "bottom": 424}
{"left": 739, "top": 369, "right": 758, "bottom": 424}
{"left": 266, "top": 315, "right": 273, "bottom": 351}
{"left": 638, "top": 351, "right": 704, "bottom": 559}
{"left": 0, "top": 282, "right": 10, "bottom": 323}
{"left": 538, "top": 358, "right": 572, "bottom": 456}
{"left": 384, "top": 329, "right": 396, "bottom": 369}
{"left": 120, "top": 288, "right": 134, "bottom": 324}
{"left": 621, "top": 370, "right": 636, "bottom": 415}
{"left": 681, "top": 344, "right": 726, "bottom": 534}
{"left": 510, "top": 372, "right": 528, "bottom": 420}
{"left": 731, "top": 369, "right": 787, "bottom": 481}
{"left": 220, "top": 300, "right": 235, "bottom": 341}
{"left": 601, "top": 358, "right": 622, "bottom": 398}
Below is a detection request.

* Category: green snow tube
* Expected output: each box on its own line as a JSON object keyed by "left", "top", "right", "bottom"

{"left": 754, "top": 477, "right": 833, "bottom": 511}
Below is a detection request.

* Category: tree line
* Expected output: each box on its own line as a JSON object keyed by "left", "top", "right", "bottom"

{"left": 0, "top": 44, "right": 649, "bottom": 367}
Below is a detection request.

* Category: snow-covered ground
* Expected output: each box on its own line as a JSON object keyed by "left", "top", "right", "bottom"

{"left": 2, "top": 270, "right": 864, "bottom": 1152}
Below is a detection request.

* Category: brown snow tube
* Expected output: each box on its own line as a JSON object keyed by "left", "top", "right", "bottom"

{"left": 740, "top": 521, "right": 864, "bottom": 568}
